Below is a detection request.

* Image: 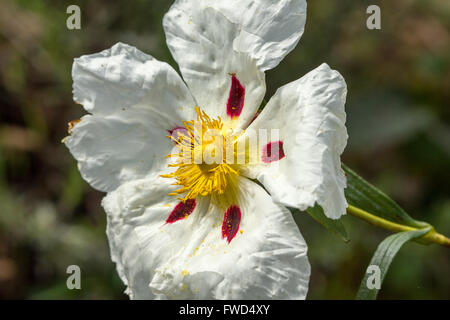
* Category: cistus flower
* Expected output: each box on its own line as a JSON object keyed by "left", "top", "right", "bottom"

{"left": 64, "top": 0, "right": 348, "bottom": 299}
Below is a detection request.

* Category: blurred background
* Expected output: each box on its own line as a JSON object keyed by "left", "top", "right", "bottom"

{"left": 0, "top": 0, "right": 449, "bottom": 299}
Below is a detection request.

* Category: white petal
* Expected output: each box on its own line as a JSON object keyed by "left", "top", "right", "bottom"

{"left": 163, "top": 2, "right": 274, "bottom": 129}
{"left": 242, "top": 63, "right": 348, "bottom": 219}
{"left": 217, "top": 0, "right": 307, "bottom": 71}
{"left": 65, "top": 43, "right": 196, "bottom": 192}
{"left": 103, "top": 175, "right": 310, "bottom": 299}
{"left": 164, "top": 0, "right": 307, "bottom": 70}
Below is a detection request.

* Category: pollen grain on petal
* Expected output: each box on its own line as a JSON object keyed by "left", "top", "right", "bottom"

{"left": 221, "top": 205, "right": 242, "bottom": 243}
{"left": 166, "top": 199, "right": 196, "bottom": 224}
{"left": 226, "top": 74, "right": 245, "bottom": 119}
{"left": 261, "top": 141, "right": 285, "bottom": 163}
{"left": 181, "top": 269, "right": 190, "bottom": 276}
{"left": 67, "top": 119, "right": 81, "bottom": 134}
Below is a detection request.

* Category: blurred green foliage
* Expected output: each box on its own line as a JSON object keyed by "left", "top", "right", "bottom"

{"left": 0, "top": 0, "right": 448, "bottom": 299}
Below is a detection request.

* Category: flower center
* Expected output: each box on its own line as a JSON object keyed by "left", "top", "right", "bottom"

{"left": 162, "top": 108, "right": 242, "bottom": 206}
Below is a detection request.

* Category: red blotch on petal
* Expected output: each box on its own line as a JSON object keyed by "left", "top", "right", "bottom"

{"left": 226, "top": 74, "right": 245, "bottom": 118}
{"left": 166, "top": 199, "right": 196, "bottom": 224}
{"left": 168, "top": 126, "right": 188, "bottom": 137}
{"left": 261, "top": 141, "right": 285, "bottom": 163}
{"left": 221, "top": 205, "right": 242, "bottom": 243}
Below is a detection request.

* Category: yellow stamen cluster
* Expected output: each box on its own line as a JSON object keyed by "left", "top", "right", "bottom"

{"left": 161, "top": 108, "right": 242, "bottom": 205}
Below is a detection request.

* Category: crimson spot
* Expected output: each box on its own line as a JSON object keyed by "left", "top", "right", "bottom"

{"left": 226, "top": 74, "right": 245, "bottom": 118}
{"left": 261, "top": 141, "right": 285, "bottom": 163}
{"left": 221, "top": 205, "right": 242, "bottom": 243}
{"left": 166, "top": 199, "right": 196, "bottom": 224}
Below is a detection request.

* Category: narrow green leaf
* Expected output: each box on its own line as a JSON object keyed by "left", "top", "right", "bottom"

{"left": 356, "top": 227, "right": 430, "bottom": 300}
{"left": 343, "top": 163, "right": 428, "bottom": 228}
{"left": 304, "top": 205, "right": 349, "bottom": 242}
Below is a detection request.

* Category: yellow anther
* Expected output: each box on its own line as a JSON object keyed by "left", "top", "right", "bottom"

{"left": 161, "top": 108, "right": 242, "bottom": 206}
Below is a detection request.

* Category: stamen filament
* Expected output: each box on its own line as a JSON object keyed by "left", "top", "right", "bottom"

{"left": 161, "top": 107, "right": 242, "bottom": 205}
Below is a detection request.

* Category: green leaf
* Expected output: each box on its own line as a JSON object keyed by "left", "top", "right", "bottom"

{"left": 356, "top": 227, "right": 431, "bottom": 300}
{"left": 343, "top": 163, "right": 429, "bottom": 228}
{"left": 304, "top": 205, "right": 349, "bottom": 242}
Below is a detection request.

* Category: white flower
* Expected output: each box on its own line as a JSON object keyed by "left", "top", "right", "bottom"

{"left": 64, "top": 0, "right": 348, "bottom": 299}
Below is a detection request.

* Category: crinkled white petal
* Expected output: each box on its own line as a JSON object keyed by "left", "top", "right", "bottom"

{"left": 207, "top": 0, "right": 307, "bottom": 71}
{"left": 164, "top": 0, "right": 307, "bottom": 70}
{"left": 163, "top": 2, "right": 269, "bottom": 129}
{"left": 65, "top": 43, "right": 196, "bottom": 192}
{"left": 103, "top": 175, "right": 310, "bottom": 299}
{"left": 241, "top": 63, "right": 348, "bottom": 219}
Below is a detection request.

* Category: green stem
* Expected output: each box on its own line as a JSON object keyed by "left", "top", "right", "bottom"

{"left": 347, "top": 205, "right": 450, "bottom": 248}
